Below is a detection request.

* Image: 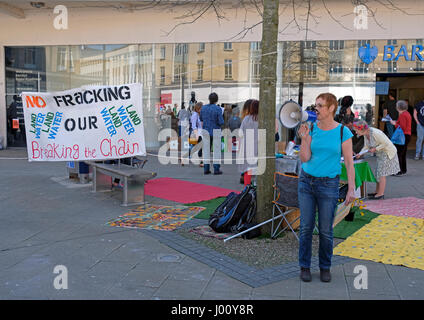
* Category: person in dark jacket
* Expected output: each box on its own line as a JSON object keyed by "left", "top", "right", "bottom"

{"left": 200, "top": 92, "right": 225, "bottom": 175}
{"left": 334, "top": 96, "right": 355, "bottom": 126}
{"left": 7, "top": 95, "right": 19, "bottom": 144}
{"left": 335, "top": 96, "right": 364, "bottom": 155}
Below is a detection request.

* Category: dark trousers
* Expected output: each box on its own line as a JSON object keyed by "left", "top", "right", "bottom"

{"left": 204, "top": 135, "right": 220, "bottom": 174}
{"left": 395, "top": 134, "right": 411, "bottom": 173}
{"left": 197, "top": 136, "right": 203, "bottom": 158}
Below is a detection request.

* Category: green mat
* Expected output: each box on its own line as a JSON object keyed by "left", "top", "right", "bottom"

{"left": 185, "top": 197, "right": 226, "bottom": 219}
{"left": 314, "top": 206, "right": 380, "bottom": 239}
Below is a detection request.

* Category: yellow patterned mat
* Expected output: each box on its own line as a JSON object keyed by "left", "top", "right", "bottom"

{"left": 334, "top": 215, "right": 424, "bottom": 270}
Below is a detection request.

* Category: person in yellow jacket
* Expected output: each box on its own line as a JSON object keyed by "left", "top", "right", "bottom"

{"left": 353, "top": 120, "right": 400, "bottom": 200}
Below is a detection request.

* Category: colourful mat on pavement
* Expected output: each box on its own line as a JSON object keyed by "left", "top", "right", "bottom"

{"left": 189, "top": 225, "right": 234, "bottom": 240}
{"left": 106, "top": 204, "right": 205, "bottom": 231}
{"left": 334, "top": 215, "right": 424, "bottom": 271}
{"left": 332, "top": 208, "right": 380, "bottom": 239}
{"left": 185, "top": 197, "right": 227, "bottom": 219}
{"left": 145, "top": 177, "right": 239, "bottom": 204}
{"left": 364, "top": 197, "right": 424, "bottom": 219}
{"left": 313, "top": 207, "right": 380, "bottom": 239}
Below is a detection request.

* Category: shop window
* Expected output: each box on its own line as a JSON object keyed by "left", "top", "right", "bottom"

{"left": 69, "top": 50, "right": 74, "bottom": 72}
{"left": 173, "top": 64, "right": 186, "bottom": 82}
{"left": 197, "top": 60, "right": 204, "bottom": 81}
{"left": 305, "top": 58, "right": 317, "bottom": 79}
{"left": 175, "top": 44, "right": 188, "bottom": 56}
{"left": 388, "top": 60, "right": 397, "bottom": 72}
{"left": 224, "top": 42, "right": 233, "bottom": 51}
{"left": 57, "top": 47, "right": 67, "bottom": 71}
{"left": 24, "top": 48, "right": 37, "bottom": 68}
{"left": 160, "top": 66, "right": 165, "bottom": 85}
{"left": 355, "top": 61, "right": 369, "bottom": 75}
{"left": 329, "top": 40, "right": 345, "bottom": 50}
{"left": 329, "top": 62, "right": 343, "bottom": 76}
{"left": 225, "top": 59, "right": 233, "bottom": 79}
{"left": 358, "top": 40, "right": 371, "bottom": 48}
{"left": 252, "top": 60, "right": 260, "bottom": 80}
{"left": 304, "top": 41, "right": 316, "bottom": 50}
{"left": 174, "top": 64, "right": 181, "bottom": 82}
{"left": 250, "top": 42, "right": 261, "bottom": 51}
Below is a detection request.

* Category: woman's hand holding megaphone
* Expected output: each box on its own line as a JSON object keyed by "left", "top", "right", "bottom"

{"left": 298, "top": 123, "right": 310, "bottom": 139}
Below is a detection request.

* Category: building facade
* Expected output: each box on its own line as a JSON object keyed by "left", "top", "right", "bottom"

{"left": 1, "top": 0, "right": 424, "bottom": 149}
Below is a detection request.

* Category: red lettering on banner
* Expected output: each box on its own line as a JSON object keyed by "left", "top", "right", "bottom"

{"left": 30, "top": 141, "right": 80, "bottom": 160}
{"left": 73, "top": 145, "right": 80, "bottom": 159}
{"left": 32, "top": 141, "right": 41, "bottom": 159}
{"left": 100, "top": 138, "right": 140, "bottom": 157}
{"left": 26, "top": 96, "right": 46, "bottom": 108}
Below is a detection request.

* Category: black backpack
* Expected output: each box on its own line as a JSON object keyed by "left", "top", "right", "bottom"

{"left": 209, "top": 185, "right": 256, "bottom": 233}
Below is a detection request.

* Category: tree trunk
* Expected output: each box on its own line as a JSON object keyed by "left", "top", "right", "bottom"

{"left": 256, "top": 0, "right": 279, "bottom": 235}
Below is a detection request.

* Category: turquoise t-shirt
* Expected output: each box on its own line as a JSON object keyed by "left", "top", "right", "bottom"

{"left": 302, "top": 123, "right": 353, "bottom": 178}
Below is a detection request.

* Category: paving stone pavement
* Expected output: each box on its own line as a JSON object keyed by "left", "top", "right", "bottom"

{"left": 0, "top": 148, "right": 423, "bottom": 300}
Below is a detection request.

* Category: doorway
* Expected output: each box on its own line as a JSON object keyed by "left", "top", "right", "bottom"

{"left": 5, "top": 46, "right": 46, "bottom": 148}
{"left": 375, "top": 73, "right": 424, "bottom": 150}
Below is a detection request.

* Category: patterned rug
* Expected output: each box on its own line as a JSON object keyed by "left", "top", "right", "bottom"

{"left": 189, "top": 225, "right": 234, "bottom": 240}
{"left": 334, "top": 215, "right": 424, "bottom": 270}
{"left": 364, "top": 197, "right": 424, "bottom": 219}
{"left": 106, "top": 205, "right": 205, "bottom": 231}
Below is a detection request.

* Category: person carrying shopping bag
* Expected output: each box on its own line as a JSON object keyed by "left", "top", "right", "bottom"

{"left": 390, "top": 100, "right": 412, "bottom": 176}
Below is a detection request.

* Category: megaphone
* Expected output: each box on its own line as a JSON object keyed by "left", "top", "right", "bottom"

{"left": 278, "top": 100, "right": 317, "bottom": 129}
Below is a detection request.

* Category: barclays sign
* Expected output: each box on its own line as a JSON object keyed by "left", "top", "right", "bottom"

{"left": 358, "top": 43, "right": 424, "bottom": 65}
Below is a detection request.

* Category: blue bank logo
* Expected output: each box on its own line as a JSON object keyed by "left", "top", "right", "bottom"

{"left": 358, "top": 44, "right": 378, "bottom": 64}
{"left": 358, "top": 43, "right": 424, "bottom": 65}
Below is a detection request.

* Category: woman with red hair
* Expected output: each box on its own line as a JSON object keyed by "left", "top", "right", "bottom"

{"left": 297, "top": 93, "right": 356, "bottom": 283}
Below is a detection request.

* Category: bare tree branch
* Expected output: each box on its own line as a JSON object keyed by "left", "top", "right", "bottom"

{"left": 322, "top": 0, "right": 353, "bottom": 32}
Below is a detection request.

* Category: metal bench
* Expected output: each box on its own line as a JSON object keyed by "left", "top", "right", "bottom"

{"left": 86, "top": 160, "right": 156, "bottom": 206}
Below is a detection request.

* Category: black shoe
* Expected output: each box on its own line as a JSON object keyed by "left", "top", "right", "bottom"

{"left": 320, "top": 268, "right": 331, "bottom": 282}
{"left": 204, "top": 171, "right": 211, "bottom": 175}
{"left": 344, "top": 209, "right": 355, "bottom": 221}
{"left": 367, "top": 192, "right": 377, "bottom": 197}
{"left": 394, "top": 172, "right": 404, "bottom": 177}
{"left": 214, "top": 171, "right": 223, "bottom": 175}
{"left": 300, "top": 267, "right": 311, "bottom": 282}
{"left": 368, "top": 194, "right": 384, "bottom": 200}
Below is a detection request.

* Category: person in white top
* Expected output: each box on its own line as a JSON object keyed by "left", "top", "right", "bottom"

{"left": 190, "top": 102, "right": 203, "bottom": 166}
{"left": 177, "top": 104, "right": 190, "bottom": 137}
{"left": 353, "top": 120, "right": 400, "bottom": 200}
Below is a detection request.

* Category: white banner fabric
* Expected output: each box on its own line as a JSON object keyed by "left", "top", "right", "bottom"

{"left": 22, "top": 83, "right": 146, "bottom": 162}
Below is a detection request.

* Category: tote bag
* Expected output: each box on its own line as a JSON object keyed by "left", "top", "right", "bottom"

{"left": 391, "top": 126, "right": 405, "bottom": 145}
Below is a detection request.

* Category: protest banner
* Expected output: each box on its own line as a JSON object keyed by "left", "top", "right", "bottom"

{"left": 22, "top": 83, "right": 146, "bottom": 162}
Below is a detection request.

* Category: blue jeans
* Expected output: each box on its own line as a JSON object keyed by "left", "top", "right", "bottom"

{"left": 386, "top": 122, "right": 395, "bottom": 139}
{"left": 298, "top": 170, "right": 339, "bottom": 270}
{"left": 203, "top": 134, "right": 220, "bottom": 173}
{"left": 416, "top": 123, "right": 424, "bottom": 157}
